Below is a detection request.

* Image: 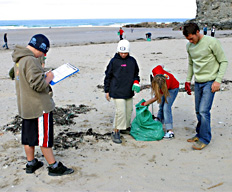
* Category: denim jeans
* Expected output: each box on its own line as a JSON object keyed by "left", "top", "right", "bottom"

{"left": 157, "top": 88, "right": 179, "bottom": 131}
{"left": 3, "top": 42, "right": 8, "bottom": 49}
{"left": 194, "top": 81, "right": 215, "bottom": 145}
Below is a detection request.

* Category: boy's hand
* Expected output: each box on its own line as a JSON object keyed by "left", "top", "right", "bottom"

{"left": 132, "top": 80, "right": 140, "bottom": 93}
{"left": 185, "top": 82, "right": 191, "bottom": 95}
{"left": 45, "top": 71, "right": 54, "bottom": 84}
{"left": 105, "top": 93, "right": 111, "bottom": 101}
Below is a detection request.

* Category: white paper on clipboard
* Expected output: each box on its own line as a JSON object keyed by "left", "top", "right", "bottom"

{"left": 50, "top": 63, "right": 79, "bottom": 85}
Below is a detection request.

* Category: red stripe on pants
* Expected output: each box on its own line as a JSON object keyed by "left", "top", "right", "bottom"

{"left": 43, "top": 113, "right": 49, "bottom": 147}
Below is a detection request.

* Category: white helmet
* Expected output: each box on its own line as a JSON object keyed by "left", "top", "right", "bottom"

{"left": 117, "top": 40, "right": 130, "bottom": 53}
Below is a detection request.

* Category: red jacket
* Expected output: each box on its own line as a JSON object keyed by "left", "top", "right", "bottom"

{"left": 119, "top": 29, "right": 124, "bottom": 35}
{"left": 152, "top": 65, "right": 179, "bottom": 89}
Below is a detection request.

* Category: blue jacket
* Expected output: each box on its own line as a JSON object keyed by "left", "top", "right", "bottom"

{"left": 104, "top": 53, "right": 140, "bottom": 99}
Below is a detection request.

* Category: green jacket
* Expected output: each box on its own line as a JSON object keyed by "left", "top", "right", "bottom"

{"left": 12, "top": 46, "right": 55, "bottom": 119}
{"left": 186, "top": 36, "right": 228, "bottom": 83}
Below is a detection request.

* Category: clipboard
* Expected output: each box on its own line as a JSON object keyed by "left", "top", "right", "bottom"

{"left": 50, "top": 63, "right": 79, "bottom": 85}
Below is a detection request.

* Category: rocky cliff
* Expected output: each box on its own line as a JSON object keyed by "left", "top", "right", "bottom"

{"left": 124, "top": 0, "right": 232, "bottom": 30}
{"left": 195, "top": 0, "right": 232, "bottom": 29}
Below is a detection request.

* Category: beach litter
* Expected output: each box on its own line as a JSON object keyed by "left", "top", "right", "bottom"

{"left": 207, "top": 182, "right": 224, "bottom": 190}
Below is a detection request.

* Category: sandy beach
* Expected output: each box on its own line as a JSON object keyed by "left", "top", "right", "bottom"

{"left": 0, "top": 27, "right": 232, "bottom": 192}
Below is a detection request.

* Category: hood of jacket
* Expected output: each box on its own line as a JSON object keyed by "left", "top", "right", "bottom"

{"left": 152, "top": 65, "right": 165, "bottom": 75}
{"left": 12, "top": 46, "right": 34, "bottom": 63}
{"left": 152, "top": 65, "right": 179, "bottom": 90}
{"left": 114, "top": 53, "right": 130, "bottom": 60}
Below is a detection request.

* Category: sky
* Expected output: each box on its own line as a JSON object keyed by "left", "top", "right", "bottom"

{"left": 0, "top": 0, "right": 197, "bottom": 20}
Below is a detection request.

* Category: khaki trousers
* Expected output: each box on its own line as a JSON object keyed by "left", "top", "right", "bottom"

{"left": 113, "top": 98, "right": 133, "bottom": 130}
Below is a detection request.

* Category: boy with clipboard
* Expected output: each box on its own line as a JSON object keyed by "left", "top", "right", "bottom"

{"left": 12, "top": 34, "right": 74, "bottom": 176}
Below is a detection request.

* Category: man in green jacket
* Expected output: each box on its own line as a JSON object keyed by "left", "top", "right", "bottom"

{"left": 183, "top": 23, "right": 228, "bottom": 150}
{"left": 12, "top": 34, "right": 74, "bottom": 176}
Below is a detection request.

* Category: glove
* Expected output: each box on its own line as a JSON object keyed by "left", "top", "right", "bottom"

{"left": 132, "top": 80, "right": 140, "bottom": 93}
{"left": 185, "top": 82, "right": 192, "bottom": 95}
{"left": 141, "top": 102, "right": 146, "bottom": 106}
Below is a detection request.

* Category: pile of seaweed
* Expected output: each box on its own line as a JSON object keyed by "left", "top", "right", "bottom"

{"left": 2, "top": 104, "right": 97, "bottom": 133}
{"left": 53, "top": 128, "right": 111, "bottom": 150}
{"left": 222, "top": 79, "right": 232, "bottom": 84}
{"left": 53, "top": 104, "right": 97, "bottom": 125}
{"left": 2, "top": 104, "right": 111, "bottom": 150}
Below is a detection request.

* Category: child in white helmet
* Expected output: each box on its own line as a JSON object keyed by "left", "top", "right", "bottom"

{"left": 104, "top": 40, "right": 140, "bottom": 144}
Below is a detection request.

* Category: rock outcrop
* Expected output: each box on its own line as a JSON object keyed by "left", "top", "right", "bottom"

{"left": 124, "top": 0, "right": 232, "bottom": 30}
{"left": 195, "top": 0, "right": 232, "bottom": 29}
{"left": 123, "top": 22, "right": 182, "bottom": 29}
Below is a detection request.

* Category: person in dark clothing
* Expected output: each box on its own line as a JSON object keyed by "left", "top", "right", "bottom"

{"left": 203, "top": 24, "right": 207, "bottom": 35}
{"left": 104, "top": 40, "right": 140, "bottom": 144}
{"left": 211, "top": 25, "right": 216, "bottom": 37}
{"left": 146, "top": 32, "right": 152, "bottom": 41}
{"left": 146, "top": 32, "right": 152, "bottom": 39}
{"left": 3, "top": 33, "right": 8, "bottom": 49}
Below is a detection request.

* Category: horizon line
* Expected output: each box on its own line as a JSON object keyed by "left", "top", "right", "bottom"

{"left": 0, "top": 18, "right": 193, "bottom": 21}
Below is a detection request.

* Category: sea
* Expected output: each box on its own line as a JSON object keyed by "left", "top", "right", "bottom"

{"left": 0, "top": 18, "right": 189, "bottom": 30}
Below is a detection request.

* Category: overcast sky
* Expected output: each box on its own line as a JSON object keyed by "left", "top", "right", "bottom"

{"left": 0, "top": 0, "right": 197, "bottom": 20}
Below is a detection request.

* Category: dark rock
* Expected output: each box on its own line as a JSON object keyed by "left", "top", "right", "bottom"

{"left": 123, "top": 22, "right": 183, "bottom": 29}
{"left": 195, "top": 0, "right": 232, "bottom": 30}
{"left": 124, "top": 1, "right": 232, "bottom": 30}
{"left": 156, "top": 36, "right": 175, "bottom": 40}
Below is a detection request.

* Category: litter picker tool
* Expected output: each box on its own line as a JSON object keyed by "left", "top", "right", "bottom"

{"left": 150, "top": 74, "right": 155, "bottom": 119}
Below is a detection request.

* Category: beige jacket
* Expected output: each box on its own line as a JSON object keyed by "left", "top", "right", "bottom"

{"left": 12, "top": 46, "right": 55, "bottom": 119}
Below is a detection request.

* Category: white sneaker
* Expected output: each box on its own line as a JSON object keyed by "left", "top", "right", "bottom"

{"left": 163, "top": 131, "right": 175, "bottom": 139}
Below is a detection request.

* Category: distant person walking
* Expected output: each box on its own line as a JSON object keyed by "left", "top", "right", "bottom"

{"left": 130, "top": 26, "right": 134, "bottom": 33}
{"left": 203, "top": 24, "right": 207, "bottom": 35}
{"left": 211, "top": 25, "right": 216, "bottom": 37}
{"left": 2, "top": 33, "right": 8, "bottom": 49}
{"left": 118, "top": 27, "right": 124, "bottom": 40}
